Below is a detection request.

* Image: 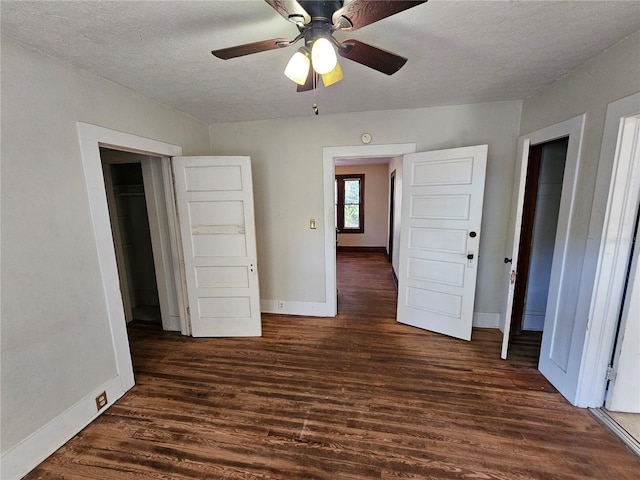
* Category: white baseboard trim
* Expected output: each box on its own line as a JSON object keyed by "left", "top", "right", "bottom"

{"left": 473, "top": 312, "right": 500, "bottom": 328}
{"left": 0, "top": 375, "right": 127, "bottom": 480}
{"left": 260, "top": 301, "right": 500, "bottom": 327}
{"left": 163, "top": 314, "right": 182, "bottom": 332}
{"left": 261, "top": 299, "right": 333, "bottom": 317}
{"left": 523, "top": 313, "right": 544, "bottom": 331}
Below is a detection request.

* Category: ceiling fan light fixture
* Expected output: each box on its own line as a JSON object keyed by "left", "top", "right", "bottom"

{"left": 284, "top": 47, "right": 311, "bottom": 85}
{"left": 311, "top": 37, "right": 337, "bottom": 75}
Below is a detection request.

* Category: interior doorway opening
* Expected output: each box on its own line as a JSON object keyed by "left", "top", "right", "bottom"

{"left": 508, "top": 137, "right": 569, "bottom": 360}
{"left": 99, "top": 147, "right": 183, "bottom": 333}
{"left": 323, "top": 143, "right": 416, "bottom": 317}
{"left": 333, "top": 156, "right": 396, "bottom": 313}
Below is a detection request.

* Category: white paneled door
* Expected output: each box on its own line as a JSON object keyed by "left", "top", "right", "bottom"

{"left": 397, "top": 145, "right": 488, "bottom": 341}
{"left": 172, "top": 156, "right": 261, "bottom": 337}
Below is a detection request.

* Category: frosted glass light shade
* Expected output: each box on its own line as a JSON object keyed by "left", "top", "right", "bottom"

{"left": 284, "top": 50, "right": 310, "bottom": 85}
{"left": 311, "top": 37, "right": 337, "bottom": 74}
{"left": 321, "top": 61, "right": 343, "bottom": 87}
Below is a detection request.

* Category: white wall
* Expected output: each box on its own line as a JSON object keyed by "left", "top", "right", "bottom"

{"left": 0, "top": 38, "right": 209, "bottom": 472}
{"left": 519, "top": 30, "right": 640, "bottom": 402}
{"left": 335, "top": 163, "right": 389, "bottom": 248}
{"left": 210, "top": 101, "right": 522, "bottom": 317}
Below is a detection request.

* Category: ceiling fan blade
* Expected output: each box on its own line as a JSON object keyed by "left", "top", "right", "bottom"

{"left": 338, "top": 39, "right": 407, "bottom": 75}
{"left": 297, "top": 71, "right": 319, "bottom": 92}
{"left": 332, "top": 0, "right": 427, "bottom": 31}
{"left": 264, "top": 0, "right": 310, "bottom": 26}
{"left": 212, "top": 38, "right": 290, "bottom": 60}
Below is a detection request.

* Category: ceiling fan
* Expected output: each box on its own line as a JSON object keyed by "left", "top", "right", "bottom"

{"left": 212, "top": 0, "right": 428, "bottom": 92}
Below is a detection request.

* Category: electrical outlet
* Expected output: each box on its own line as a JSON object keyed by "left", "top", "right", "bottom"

{"left": 95, "top": 391, "right": 108, "bottom": 411}
{"left": 278, "top": 301, "right": 285, "bottom": 310}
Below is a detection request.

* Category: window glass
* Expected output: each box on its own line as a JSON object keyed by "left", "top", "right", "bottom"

{"left": 335, "top": 174, "right": 364, "bottom": 233}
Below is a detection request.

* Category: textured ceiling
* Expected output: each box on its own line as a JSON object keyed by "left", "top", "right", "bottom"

{"left": 2, "top": 1, "right": 639, "bottom": 124}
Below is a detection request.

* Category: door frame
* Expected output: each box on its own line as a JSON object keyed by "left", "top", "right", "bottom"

{"left": 77, "top": 122, "right": 184, "bottom": 393}
{"left": 576, "top": 93, "right": 640, "bottom": 407}
{"left": 99, "top": 151, "right": 183, "bottom": 332}
{"left": 323, "top": 143, "right": 416, "bottom": 316}
{"left": 500, "top": 113, "right": 585, "bottom": 387}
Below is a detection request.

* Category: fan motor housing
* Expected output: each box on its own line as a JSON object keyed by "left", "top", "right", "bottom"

{"left": 298, "top": 1, "right": 343, "bottom": 22}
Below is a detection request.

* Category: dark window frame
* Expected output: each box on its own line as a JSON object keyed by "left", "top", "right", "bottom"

{"left": 335, "top": 174, "right": 364, "bottom": 234}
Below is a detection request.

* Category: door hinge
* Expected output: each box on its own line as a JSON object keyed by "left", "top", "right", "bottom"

{"left": 605, "top": 365, "right": 617, "bottom": 382}
{"left": 186, "top": 306, "right": 190, "bottom": 316}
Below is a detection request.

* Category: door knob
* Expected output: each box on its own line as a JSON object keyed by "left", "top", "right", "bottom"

{"left": 504, "top": 257, "right": 512, "bottom": 264}
{"left": 467, "top": 253, "right": 474, "bottom": 260}
{"left": 469, "top": 231, "right": 477, "bottom": 238}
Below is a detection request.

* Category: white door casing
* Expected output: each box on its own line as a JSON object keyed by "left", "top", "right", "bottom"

{"left": 78, "top": 123, "right": 184, "bottom": 393}
{"left": 397, "top": 145, "right": 488, "bottom": 341}
{"left": 172, "top": 156, "right": 261, "bottom": 337}
{"left": 577, "top": 97, "right": 640, "bottom": 408}
{"left": 589, "top": 107, "right": 640, "bottom": 412}
{"left": 535, "top": 117, "right": 585, "bottom": 402}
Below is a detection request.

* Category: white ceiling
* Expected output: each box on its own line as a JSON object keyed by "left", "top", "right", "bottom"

{"left": 2, "top": 1, "right": 639, "bottom": 124}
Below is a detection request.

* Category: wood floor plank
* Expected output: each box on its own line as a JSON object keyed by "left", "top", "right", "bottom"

{"left": 24, "top": 252, "right": 640, "bottom": 479}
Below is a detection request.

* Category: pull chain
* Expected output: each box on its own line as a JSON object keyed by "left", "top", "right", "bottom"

{"left": 312, "top": 73, "right": 319, "bottom": 115}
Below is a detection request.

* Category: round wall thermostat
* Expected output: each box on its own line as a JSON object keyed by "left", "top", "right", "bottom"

{"left": 361, "top": 133, "right": 372, "bottom": 144}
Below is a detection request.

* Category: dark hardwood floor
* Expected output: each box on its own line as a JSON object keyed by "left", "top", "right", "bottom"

{"left": 26, "top": 252, "right": 639, "bottom": 479}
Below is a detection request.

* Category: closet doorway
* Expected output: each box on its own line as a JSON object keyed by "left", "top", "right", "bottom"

{"left": 509, "top": 137, "right": 569, "bottom": 357}
{"left": 100, "top": 148, "right": 182, "bottom": 332}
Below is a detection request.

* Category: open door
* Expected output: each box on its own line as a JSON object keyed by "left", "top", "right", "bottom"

{"left": 500, "top": 138, "right": 531, "bottom": 358}
{"left": 172, "top": 156, "right": 261, "bottom": 337}
{"left": 397, "top": 145, "right": 488, "bottom": 341}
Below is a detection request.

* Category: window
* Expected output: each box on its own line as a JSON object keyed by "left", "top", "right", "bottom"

{"left": 335, "top": 174, "right": 364, "bottom": 233}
